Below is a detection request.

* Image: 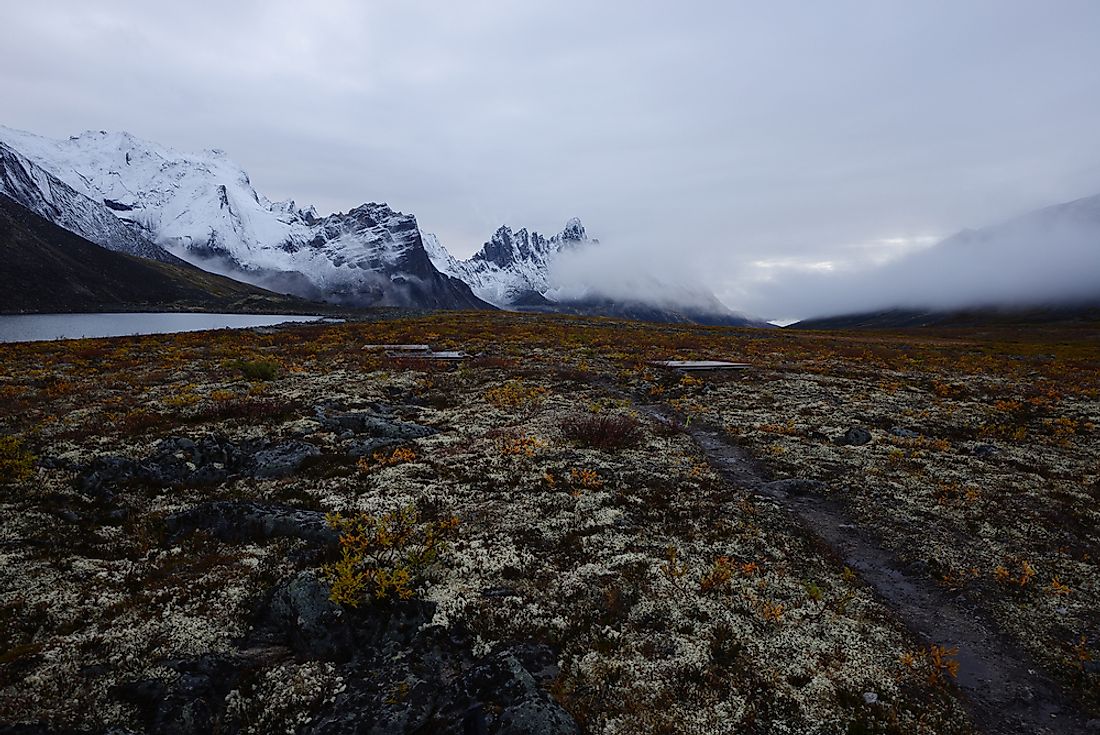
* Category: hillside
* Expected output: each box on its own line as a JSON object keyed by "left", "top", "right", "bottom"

{"left": 792, "top": 303, "right": 1100, "bottom": 330}
{"left": 0, "top": 195, "right": 309, "bottom": 314}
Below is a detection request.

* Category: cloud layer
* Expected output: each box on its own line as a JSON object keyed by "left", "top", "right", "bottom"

{"left": 2, "top": 1, "right": 1099, "bottom": 319}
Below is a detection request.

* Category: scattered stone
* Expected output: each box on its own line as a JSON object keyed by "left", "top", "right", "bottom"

{"left": 889, "top": 427, "right": 920, "bottom": 439}
{"left": 284, "top": 417, "right": 323, "bottom": 436}
{"left": 118, "top": 655, "right": 244, "bottom": 735}
{"left": 391, "top": 350, "right": 470, "bottom": 360}
{"left": 837, "top": 427, "right": 872, "bottom": 446}
{"left": 245, "top": 572, "right": 578, "bottom": 735}
{"left": 257, "top": 570, "right": 358, "bottom": 661}
{"left": 346, "top": 437, "right": 403, "bottom": 458}
{"left": 972, "top": 444, "right": 999, "bottom": 459}
{"left": 57, "top": 509, "right": 81, "bottom": 524}
{"left": 250, "top": 441, "right": 321, "bottom": 479}
{"left": 481, "top": 586, "right": 520, "bottom": 598}
{"left": 165, "top": 501, "right": 336, "bottom": 546}
{"left": 649, "top": 360, "right": 750, "bottom": 372}
{"left": 76, "top": 435, "right": 324, "bottom": 496}
{"left": 463, "top": 652, "right": 578, "bottom": 735}
{"left": 361, "top": 344, "right": 431, "bottom": 352}
{"left": 316, "top": 409, "right": 435, "bottom": 440}
{"left": 863, "top": 691, "right": 879, "bottom": 705}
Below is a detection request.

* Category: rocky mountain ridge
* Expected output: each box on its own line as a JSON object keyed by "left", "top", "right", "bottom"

{"left": 0, "top": 126, "right": 489, "bottom": 310}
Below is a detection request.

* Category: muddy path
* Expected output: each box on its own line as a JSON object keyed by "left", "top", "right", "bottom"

{"left": 636, "top": 402, "right": 1095, "bottom": 735}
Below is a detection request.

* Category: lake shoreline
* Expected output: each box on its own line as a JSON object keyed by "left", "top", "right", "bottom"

{"left": 0, "top": 312, "right": 333, "bottom": 344}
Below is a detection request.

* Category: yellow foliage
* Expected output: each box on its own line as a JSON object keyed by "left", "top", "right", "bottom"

{"left": 164, "top": 384, "right": 200, "bottom": 408}
{"left": 569, "top": 467, "right": 603, "bottom": 493}
{"left": 901, "top": 644, "right": 959, "bottom": 687}
{"left": 358, "top": 446, "right": 417, "bottom": 472}
{"left": 323, "top": 506, "right": 459, "bottom": 605}
{"left": 484, "top": 381, "right": 547, "bottom": 411}
{"left": 994, "top": 559, "right": 1036, "bottom": 587}
{"left": 0, "top": 436, "right": 35, "bottom": 483}
{"left": 757, "top": 420, "right": 799, "bottom": 436}
{"left": 661, "top": 546, "right": 688, "bottom": 586}
{"left": 760, "top": 601, "right": 784, "bottom": 623}
{"left": 699, "top": 557, "right": 733, "bottom": 594}
{"left": 499, "top": 434, "right": 546, "bottom": 457}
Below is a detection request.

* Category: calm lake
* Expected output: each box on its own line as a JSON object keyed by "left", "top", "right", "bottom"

{"left": 0, "top": 313, "right": 326, "bottom": 344}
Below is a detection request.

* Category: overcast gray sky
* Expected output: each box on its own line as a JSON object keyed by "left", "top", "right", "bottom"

{"left": 3, "top": 1, "right": 1099, "bottom": 316}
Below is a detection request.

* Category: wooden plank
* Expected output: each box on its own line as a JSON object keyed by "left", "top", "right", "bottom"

{"left": 361, "top": 344, "right": 432, "bottom": 352}
{"left": 389, "top": 350, "right": 470, "bottom": 360}
{"left": 649, "top": 360, "right": 751, "bottom": 371}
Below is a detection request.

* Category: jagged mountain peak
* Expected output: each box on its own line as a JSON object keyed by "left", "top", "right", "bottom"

{"left": 559, "top": 216, "right": 585, "bottom": 241}
{"left": 427, "top": 218, "right": 594, "bottom": 307}
{"left": 472, "top": 218, "right": 588, "bottom": 269}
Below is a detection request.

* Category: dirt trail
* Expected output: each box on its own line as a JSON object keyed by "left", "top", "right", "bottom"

{"left": 640, "top": 403, "right": 1095, "bottom": 735}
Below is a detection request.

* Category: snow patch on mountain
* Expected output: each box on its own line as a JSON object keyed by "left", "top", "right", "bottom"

{"left": 426, "top": 218, "right": 592, "bottom": 306}
{"left": 0, "top": 125, "right": 488, "bottom": 308}
{"left": 0, "top": 139, "right": 176, "bottom": 262}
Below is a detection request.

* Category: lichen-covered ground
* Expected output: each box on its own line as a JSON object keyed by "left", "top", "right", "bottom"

{"left": 1, "top": 311, "right": 1096, "bottom": 733}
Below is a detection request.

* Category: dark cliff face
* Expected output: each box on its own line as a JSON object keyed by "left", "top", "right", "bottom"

{"left": 309, "top": 203, "right": 494, "bottom": 310}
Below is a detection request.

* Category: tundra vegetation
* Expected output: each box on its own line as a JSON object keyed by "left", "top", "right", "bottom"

{"left": 0, "top": 311, "right": 1097, "bottom": 733}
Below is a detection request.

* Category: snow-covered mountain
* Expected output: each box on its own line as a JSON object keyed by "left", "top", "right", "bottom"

{"left": 0, "top": 141, "right": 176, "bottom": 263}
{"left": 0, "top": 126, "right": 489, "bottom": 309}
{"left": 424, "top": 218, "right": 591, "bottom": 306}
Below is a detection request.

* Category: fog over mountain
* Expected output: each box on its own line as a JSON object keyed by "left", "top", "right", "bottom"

{"left": 2, "top": 1, "right": 1099, "bottom": 321}
{"left": 548, "top": 238, "right": 737, "bottom": 317}
{"left": 734, "top": 194, "right": 1100, "bottom": 322}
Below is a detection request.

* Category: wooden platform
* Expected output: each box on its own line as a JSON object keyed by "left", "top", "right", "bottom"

{"left": 649, "top": 360, "right": 750, "bottom": 372}
{"left": 389, "top": 350, "right": 470, "bottom": 360}
{"left": 361, "top": 344, "right": 431, "bottom": 352}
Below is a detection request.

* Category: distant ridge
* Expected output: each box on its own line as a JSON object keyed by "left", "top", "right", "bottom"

{"left": 791, "top": 303, "right": 1100, "bottom": 330}
{"left": 788, "top": 192, "right": 1100, "bottom": 328}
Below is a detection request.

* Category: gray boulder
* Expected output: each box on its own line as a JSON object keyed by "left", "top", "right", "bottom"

{"left": 250, "top": 440, "right": 321, "bottom": 478}
{"left": 837, "top": 427, "right": 872, "bottom": 446}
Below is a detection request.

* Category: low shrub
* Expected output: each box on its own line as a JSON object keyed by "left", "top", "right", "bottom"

{"left": 229, "top": 359, "right": 280, "bottom": 381}
{"left": 561, "top": 413, "right": 643, "bottom": 451}
{"left": 900, "top": 644, "right": 960, "bottom": 687}
{"left": 192, "top": 397, "right": 298, "bottom": 423}
{"left": 484, "top": 381, "right": 547, "bottom": 411}
{"left": 323, "top": 506, "right": 459, "bottom": 605}
{"left": 0, "top": 436, "right": 35, "bottom": 484}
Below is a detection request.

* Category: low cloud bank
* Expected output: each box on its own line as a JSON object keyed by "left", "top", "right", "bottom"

{"left": 547, "top": 237, "right": 738, "bottom": 317}
{"left": 735, "top": 194, "right": 1100, "bottom": 322}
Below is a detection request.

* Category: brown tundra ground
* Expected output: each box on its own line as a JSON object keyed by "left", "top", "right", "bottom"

{"left": 0, "top": 311, "right": 1097, "bottom": 734}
